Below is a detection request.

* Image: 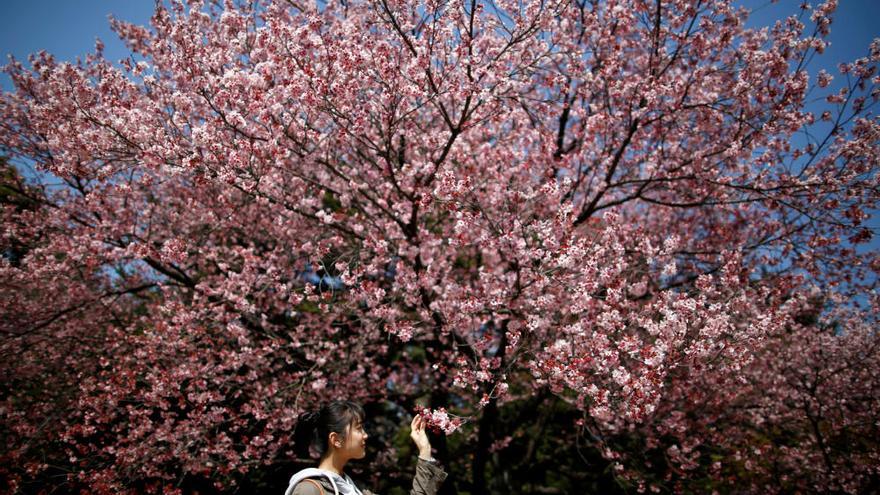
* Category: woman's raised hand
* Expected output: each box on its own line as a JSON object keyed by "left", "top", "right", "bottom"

{"left": 409, "top": 414, "right": 432, "bottom": 458}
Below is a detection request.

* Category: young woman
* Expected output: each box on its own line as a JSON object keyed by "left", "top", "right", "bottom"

{"left": 284, "top": 400, "right": 447, "bottom": 495}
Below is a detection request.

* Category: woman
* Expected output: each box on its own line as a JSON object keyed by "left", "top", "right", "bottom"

{"left": 284, "top": 400, "right": 447, "bottom": 495}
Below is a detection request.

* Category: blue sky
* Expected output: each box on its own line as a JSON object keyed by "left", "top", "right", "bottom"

{"left": 1, "top": 0, "right": 878, "bottom": 253}
{"left": 0, "top": 2, "right": 154, "bottom": 85}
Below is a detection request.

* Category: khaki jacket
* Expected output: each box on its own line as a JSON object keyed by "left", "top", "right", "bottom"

{"left": 289, "top": 458, "right": 447, "bottom": 495}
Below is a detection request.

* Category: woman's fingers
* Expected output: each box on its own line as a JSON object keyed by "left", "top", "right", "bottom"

{"left": 409, "top": 415, "right": 430, "bottom": 455}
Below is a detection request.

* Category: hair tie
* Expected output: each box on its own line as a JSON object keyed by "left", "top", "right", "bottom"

{"left": 301, "top": 410, "right": 319, "bottom": 423}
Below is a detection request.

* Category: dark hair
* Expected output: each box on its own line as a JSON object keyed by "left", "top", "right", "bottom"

{"left": 294, "top": 400, "right": 366, "bottom": 460}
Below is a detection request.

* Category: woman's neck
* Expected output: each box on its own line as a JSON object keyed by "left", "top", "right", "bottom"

{"left": 318, "top": 455, "right": 347, "bottom": 476}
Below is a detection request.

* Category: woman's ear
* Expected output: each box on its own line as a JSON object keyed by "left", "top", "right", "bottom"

{"left": 328, "top": 431, "right": 341, "bottom": 448}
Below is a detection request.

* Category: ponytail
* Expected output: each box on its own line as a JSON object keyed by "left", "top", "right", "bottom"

{"left": 293, "top": 410, "right": 320, "bottom": 459}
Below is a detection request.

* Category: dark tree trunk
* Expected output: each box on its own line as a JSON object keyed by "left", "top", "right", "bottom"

{"left": 472, "top": 396, "right": 498, "bottom": 493}
{"left": 471, "top": 320, "right": 509, "bottom": 493}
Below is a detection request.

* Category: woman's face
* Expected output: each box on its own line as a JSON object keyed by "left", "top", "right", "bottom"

{"left": 334, "top": 417, "right": 368, "bottom": 460}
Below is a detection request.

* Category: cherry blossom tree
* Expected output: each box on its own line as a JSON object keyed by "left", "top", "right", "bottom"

{"left": 1, "top": 0, "right": 878, "bottom": 493}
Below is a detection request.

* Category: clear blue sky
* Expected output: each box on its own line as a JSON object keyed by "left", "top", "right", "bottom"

{"left": 0, "top": 2, "right": 154, "bottom": 86}
{"left": 1, "top": 0, "right": 878, "bottom": 252}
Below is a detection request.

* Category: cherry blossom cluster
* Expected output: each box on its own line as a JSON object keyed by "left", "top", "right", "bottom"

{"left": 414, "top": 405, "right": 464, "bottom": 436}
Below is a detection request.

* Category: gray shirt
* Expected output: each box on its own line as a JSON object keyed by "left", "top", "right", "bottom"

{"left": 288, "top": 458, "right": 448, "bottom": 495}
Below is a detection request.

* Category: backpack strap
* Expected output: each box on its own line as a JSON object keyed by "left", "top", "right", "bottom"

{"left": 285, "top": 468, "right": 340, "bottom": 495}
{"left": 303, "top": 478, "right": 325, "bottom": 495}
